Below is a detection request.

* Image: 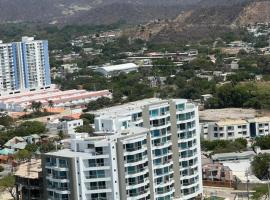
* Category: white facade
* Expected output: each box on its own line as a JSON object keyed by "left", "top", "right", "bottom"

{"left": 47, "top": 119, "right": 84, "bottom": 135}
{"left": 95, "top": 63, "right": 139, "bottom": 77}
{"left": 0, "top": 37, "right": 51, "bottom": 96}
{"left": 94, "top": 98, "right": 203, "bottom": 200}
{"left": 201, "top": 117, "right": 270, "bottom": 140}
{"left": 43, "top": 98, "right": 203, "bottom": 200}
{"left": 61, "top": 119, "right": 84, "bottom": 135}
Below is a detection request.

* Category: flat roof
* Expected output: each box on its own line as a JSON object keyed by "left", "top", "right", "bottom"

{"left": 15, "top": 159, "right": 42, "bottom": 179}
{"left": 222, "top": 160, "right": 262, "bottom": 183}
{"left": 212, "top": 151, "right": 256, "bottom": 160}
{"left": 0, "top": 89, "right": 111, "bottom": 107}
{"left": 99, "top": 63, "right": 138, "bottom": 72}
{"left": 216, "top": 119, "right": 248, "bottom": 126}
{"left": 91, "top": 98, "right": 163, "bottom": 117}
{"left": 200, "top": 108, "right": 258, "bottom": 122}
{"left": 247, "top": 116, "right": 270, "bottom": 123}
{"left": 91, "top": 98, "right": 188, "bottom": 117}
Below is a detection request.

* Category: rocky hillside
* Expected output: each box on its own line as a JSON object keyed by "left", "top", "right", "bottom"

{"left": 0, "top": 0, "right": 200, "bottom": 25}
{"left": 236, "top": 1, "right": 270, "bottom": 26}
{"left": 128, "top": 0, "right": 270, "bottom": 42}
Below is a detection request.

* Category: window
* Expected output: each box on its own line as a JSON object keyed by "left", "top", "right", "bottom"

{"left": 150, "top": 109, "right": 159, "bottom": 117}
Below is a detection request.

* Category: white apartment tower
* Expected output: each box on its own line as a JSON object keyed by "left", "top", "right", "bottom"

{"left": 0, "top": 37, "right": 51, "bottom": 95}
{"left": 43, "top": 98, "right": 203, "bottom": 200}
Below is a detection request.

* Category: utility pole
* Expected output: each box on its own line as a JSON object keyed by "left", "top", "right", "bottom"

{"left": 268, "top": 164, "right": 270, "bottom": 200}
{"left": 245, "top": 170, "right": 250, "bottom": 200}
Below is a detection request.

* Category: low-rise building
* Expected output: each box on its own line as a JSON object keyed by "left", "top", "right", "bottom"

{"left": 212, "top": 151, "right": 256, "bottom": 162}
{"left": 202, "top": 117, "right": 270, "bottom": 140}
{"left": 0, "top": 88, "right": 112, "bottom": 112}
{"left": 202, "top": 163, "right": 233, "bottom": 182}
{"left": 15, "top": 159, "right": 43, "bottom": 200}
{"left": 207, "top": 119, "right": 249, "bottom": 140}
{"left": 46, "top": 118, "right": 83, "bottom": 135}
{"left": 95, "top": 63, "right": 139, "bottom": 77}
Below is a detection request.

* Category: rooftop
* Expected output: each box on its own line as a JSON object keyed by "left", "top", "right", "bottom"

{"left": 199, "top": 108, "right": 258, "bottom": 122}
{"left": 90, "top": 98, "right": 163, "bottom": 117}
{"left": 212, "top": 151, "right": 256, "bottom": 160}
{"left": 91, "top": 98, "right": 188, "bottom": 117}
{"left": 15, "top": 159, "right": 42, "bottom": 179}
{"left": 216, "top": 119, "right": 248, "bottom": 126}
{"left": 0, "top": 88, "right": 111, "bottom": 107}
{"left": 247, "top": 116, "right": 270, "bottom": 123}
{"left": 99, "top": 63, "right": 138, "bottom": 72}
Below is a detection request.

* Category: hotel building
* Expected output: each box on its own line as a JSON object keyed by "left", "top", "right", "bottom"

{"left": 0, "top": 36, "right": 51, "bottom": 95}
{"left": 42, "top": 98, "right": 203, "bottom": 200}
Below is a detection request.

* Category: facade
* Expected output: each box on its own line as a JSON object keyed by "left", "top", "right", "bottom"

{"left": 42, "top": 98, "right": 203, "bottom": 200}
{"left": 202, "top": 117, "right": 270, "bottom": 140}
{"left": 202, "top": 163, "right": 233, "bottom": 182}
{"left": 46, "top": 118, "right": 84, "bottom": 135}
{"left": 0, "top": 88, "right": 112, "bottom": 111}
{"left": 15, "top": 159, "right": 43, "bottom": 200}
{"left": 95, "top": 63, "right": 139, "bottom": 77}
{"left": 0, "top": 37, "right": 51, "bottom": 95}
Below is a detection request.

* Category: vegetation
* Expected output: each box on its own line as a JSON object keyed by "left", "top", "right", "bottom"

{"left": 0, "top": 120, "right": 46, "bottom": 146}
{"left": 0, "top": 175, "right": 16, "bottom": 200}
{"left": 75, "top": 124, "right": 94, "bottom": 134}
{"left": 25, "top": 143, "right": 39, "bottom": 153}
{"left": 253, "top": 135, "right": 270, "bottom": 150}
{"left": 252, "top": 185, "right": 268, "bottom": 200}
{"left": 0, "top": 114, "right": 14, "bottom": 128}
{"left": 251, "top": 153, "right": 270, "bottom": 180}
{"left": 14, "top": 149, "right": 32, "bottom": 161}
{"left": 206, "top": 82, "right": 270, "bottom": 109}
{"left": 80, "top": 114, "right": 95, "bottom": 124}
{"left": 0, "top": 165, "right": 4, "bottom": 172}
{"left": 40, "top": 142, "right": 57, "bottom": 153}
{"left": 201, "top": 138, "right": 247, "bottom": 154}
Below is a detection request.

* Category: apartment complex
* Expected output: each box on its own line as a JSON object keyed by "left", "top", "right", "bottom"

{"left": 201, "top": 117, "right": 270, "bottom": 140}
{"left": 42, "top": 98, "right": 203, "bottom": 200}
{"left": 0, "top": 36, "right": 51, "bottom": 95}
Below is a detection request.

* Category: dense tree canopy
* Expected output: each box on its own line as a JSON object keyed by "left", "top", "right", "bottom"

{"left": 251, "top": 153, "right": 270, "bottom": 180}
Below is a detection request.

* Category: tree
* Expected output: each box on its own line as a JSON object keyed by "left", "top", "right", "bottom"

{"left": 75, "top": 124, "right": 94, "bottom": 134}
{"left": 58, "top": 130, "right": 66, "bottom": 140}
{"left": 40, "top": 142, "right": 56, "bottom": 153}
{"left": 48, "top": 100, "right": 54, "bottom": 110}
{"left": 0, "top": 175, "right": 16, "bottom": 200}
{"left": 15, "top": 121, "right": 46, "bottom": 136}
{"left": 30, "top": 101, "right": 43, "bottom": 113}
{"left": 253, "top": 135, "right": 270, "bottom": 150}
{"left": 80, "top": 113, "right": 95, "bottom": 124}
{"left": 251, "top": 153, "right": 270, "bottom": 180}
{"left": 0, "top": 114, "right": 13, "bottom": 128}
{"left": 25, "top": 143, "right": 38, "bottom": 153}
{"left": 15, "top": 149, "right": 31, "bottom": 161}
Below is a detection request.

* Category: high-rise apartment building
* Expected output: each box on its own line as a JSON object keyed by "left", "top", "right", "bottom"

{"left": 0, "top": 37, "right": 51, "bottom": 95}
{"left": 42, "top": 98, "right": 203, "bottom": 200}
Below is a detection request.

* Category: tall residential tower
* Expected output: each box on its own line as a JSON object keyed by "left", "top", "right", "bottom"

{"left": 43, "top": 98, "right": 203, "bottom": 200}
{"left": 0, "top": 37, "right": 51, "bottom": 95}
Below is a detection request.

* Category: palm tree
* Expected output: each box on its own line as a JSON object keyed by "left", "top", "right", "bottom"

{"left": 35, "top": 101, "right": 43, "bottom": 113}
{"left": 48, "top": 100, "right": 54, "bottom": 111}
{"left": 30, "top": 101, "right": 37, "bottom": 112}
